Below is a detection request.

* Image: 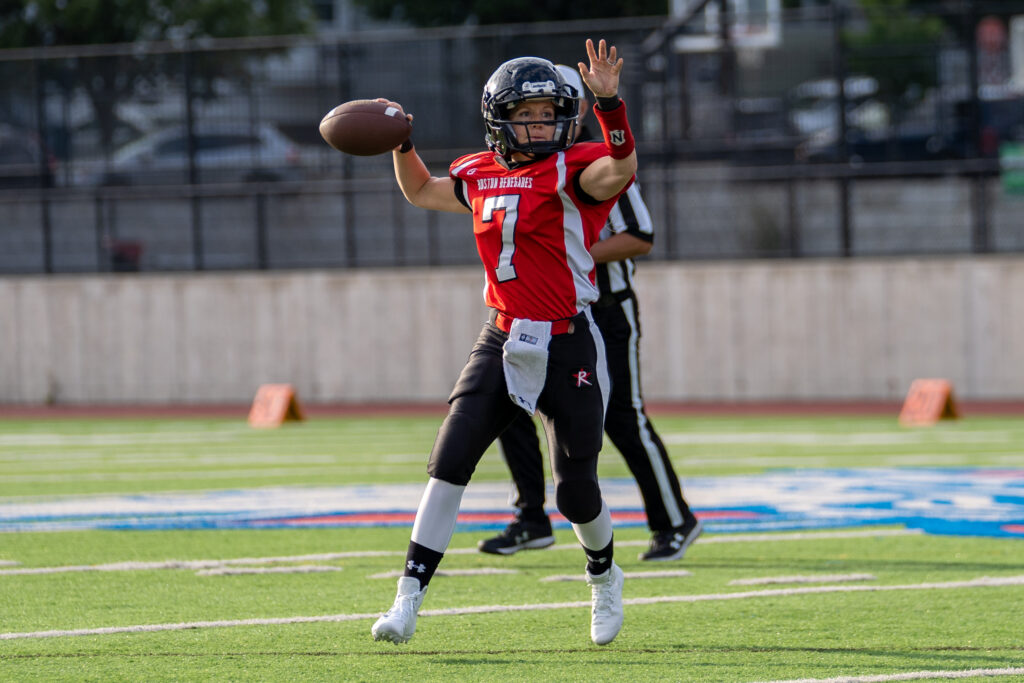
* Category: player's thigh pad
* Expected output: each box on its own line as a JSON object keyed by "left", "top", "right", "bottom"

{"left": 540, "top": 329, "right": 606, "bottom": 461}
{"left": 429, "top": 325, "right": 519, "bottom": 485}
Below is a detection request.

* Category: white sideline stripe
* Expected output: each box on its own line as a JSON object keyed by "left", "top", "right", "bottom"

{"left": 754, "top": 667, "right": 1024, "bottom": 683}
{"left": 542, "top": 569, "right": 692, "bottom": 582}
{"left": 0, "top": 614, "right": 382, "bottom": 640}
{"left": 0, "top": 453, "right": 338, "bottom": 466}
{"left": 4, "top": 466, "right": 358, "bottom": 483}
{"left": 730, "top": 573, "right": 876, "bottom": 586}
{"left": 661, "top": 431, "right": 1014, "bottom": 446}
{"left": 0, "top": 529, "right": 919, "bottom": 576}
{"left": 4, "top": 574, "right": 1023, "bottom": 641}
{"left": 0, "top": 551, "right": 401, "bottom": 576}
{"left": 547, "top": 528, "right": 920, "bottom": 553}
{"left": 665, "top": 529, "right": 921, "bottom": 543}
{"left": 369, "top": 568, "right": 519, "bottom": 579}
{"left": 676, "top": 453, "right": 1024, "bottom": 468}
{"left": 0, "top": 560, "right": 19, "bottom": 567}
{"left": 195, "top": 565, "right": 344, "bottom": 576}
{"left": 0, "top": 431, "right": 246, "bottom": 447}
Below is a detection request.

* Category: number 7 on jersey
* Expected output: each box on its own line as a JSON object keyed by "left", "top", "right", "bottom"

{"left": 482, "top": 194, "right": 521, "bottom": 282}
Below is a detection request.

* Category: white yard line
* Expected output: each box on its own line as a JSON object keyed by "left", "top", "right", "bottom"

{"left": 730, "top": 574, "right": 876, "bottom": 586}
{"left": 523, "top": 529, "right": 921, "bottom": 555}
{"left": 0, "top": 551, "right": 400, "bottom": 576}
{"left": 0, "top": 453, "right": 339, "bottom": 466}
{"left": 3, "top": 574, "right": 1023, "bottom": 641}
{"left": 2, "top": 466, "right": 357, "bottom": 483}
{"left": 3, "top": 462, "right": 436, "bottom": 483}
{"left": 0, "top": 431, "right": 247, "bottom": 447}
{"left": 661, "top": 431, "right": 1015, "bottom": 446}
{"left": 753, "top": 667, "right": 1024, "bottom": 683}
{"left": 0, "top": 529, "right": 919, "bottom": 576}
{"left": 195, "top": 565, "right": 344, "bottom": 576}
{"left": 542, "top": 569, "right": 692, "bottom": 582}
{"left": 369, "top": 568, "right": 519, "bottom": 579}
{"left": 632, "top": 528, "right": 921, "bottom": 544}
{"left": 0, "top": 452, "right": 426, "bottom": 466}
{"left": 679, "top": 452, "right": 1024, "bottom": 468}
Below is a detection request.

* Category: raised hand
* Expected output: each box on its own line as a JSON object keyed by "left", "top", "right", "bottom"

{"left": 577, "top": 39, "right": 623, "bottom": 99}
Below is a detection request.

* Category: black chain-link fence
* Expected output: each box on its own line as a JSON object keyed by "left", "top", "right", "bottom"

{"left": 2, "top": 3, "right": 1023, "bottom": 273}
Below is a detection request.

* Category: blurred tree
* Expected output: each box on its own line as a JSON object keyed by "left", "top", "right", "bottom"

{"left": 0, "top": 0, "right": 316, "bottom": 162}
{"left": 351, "top": 0, "right": 666, "bottom": 26}
{"left": 844, "top": 0, "right": 946, "bottom": 107}
{"left": 0, "top": 0, "right": 315, "bottom": 48}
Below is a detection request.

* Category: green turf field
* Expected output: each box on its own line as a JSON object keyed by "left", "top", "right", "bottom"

{"left": 1, "top": 413, "right": 1023, "bottom": 682}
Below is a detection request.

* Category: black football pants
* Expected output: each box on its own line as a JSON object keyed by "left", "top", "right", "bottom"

{"left": 499, "top": 294, "right": 693, "bottom": 532}
{"left": 428, "top": 312, "right": 608, "bottom": 525}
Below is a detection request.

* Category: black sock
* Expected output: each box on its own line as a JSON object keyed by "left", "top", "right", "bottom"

{"left": 404, "top": 541, "right": 444, "bottom": 588}
{"left": 518, "top": 506, "right": 549, "bottom": 525}
{"left": 584, "top": 540, "right": 614, "bottom": 576}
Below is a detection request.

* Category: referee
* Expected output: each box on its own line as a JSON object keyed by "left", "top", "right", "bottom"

{"left": 479, "top": 65, "right": 702, "bottom": 562}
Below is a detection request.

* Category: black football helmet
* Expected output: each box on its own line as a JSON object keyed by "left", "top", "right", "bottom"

{"left": 481, "top": 57, "right": 580, "bottom": 161}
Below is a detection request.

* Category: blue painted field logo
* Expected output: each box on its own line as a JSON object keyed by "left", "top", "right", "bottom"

{"left": 1, "top": 468, "right": 1022, "bottom": 537}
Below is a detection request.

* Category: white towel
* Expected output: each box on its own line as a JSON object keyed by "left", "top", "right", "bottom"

{"left": 502, "top": 318, "right": 552, "bottom": 415}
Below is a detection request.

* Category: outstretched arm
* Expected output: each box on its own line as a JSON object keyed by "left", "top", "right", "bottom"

{"left": 591, "top": 232, "right": 652, "bottom": 263}
{"left": 377, "top": 99, "right": 469, "bottom": 214}
{"left": 575, "top": 39, "right": 638, "bottom": 202}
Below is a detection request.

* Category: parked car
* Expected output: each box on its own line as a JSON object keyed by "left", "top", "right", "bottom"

{"left": 90, "top": 122, "right": 305, "bottom": 186}
{"left": 787, "top": 75, "right": 889, "bottom": 139}
{"left": 800, "top": 123, "right": 968, "bottom": 164}
{"left": 0, "top": 124, "right": 57, "bottom": 189}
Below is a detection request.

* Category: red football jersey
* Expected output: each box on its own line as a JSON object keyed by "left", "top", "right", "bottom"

{"left": 450, "top": 142, "right": 630, "bottom": 322}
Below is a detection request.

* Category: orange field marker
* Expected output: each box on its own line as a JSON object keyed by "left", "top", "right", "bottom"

{"left": 898, "top": 378, "right": 959, "bottom": 426}
{"left": 247, "top": 384, "right": 305, "bottom": 428}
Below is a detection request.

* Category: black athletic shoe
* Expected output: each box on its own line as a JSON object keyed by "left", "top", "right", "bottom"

{"left": 478, "top": 517, "right": 555, "bottom": 555}
{"left": 639, "top": 515, "right": 703, "bottom": 562}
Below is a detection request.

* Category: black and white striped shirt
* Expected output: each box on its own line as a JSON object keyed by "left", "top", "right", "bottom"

{"left": 595, "top": 182, "right": 654, "bottom": 297}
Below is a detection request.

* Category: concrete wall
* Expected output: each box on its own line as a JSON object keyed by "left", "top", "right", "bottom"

{"left": 2, "top": 256, "right": 1023, "bottom": 405}
{"left": 637, "top": 258, "right": 1024, "bottom": 401}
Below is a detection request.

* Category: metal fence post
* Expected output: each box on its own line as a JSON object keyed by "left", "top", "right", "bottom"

{"left": 718, "top": 0, "right": 737, "bottom": 151}
{"left": 256, "top": 192, "right": 268, "bottom": 269}
{"left": 427, "top": 210, "right": 439, "bottom": 266}
{"left": 335, "top": 41, "right": 357, "bottom": 267}
{"left": 94, "top": 196, "right": 106, "bottom": 271}
{"left": 183, "top": 49, "right": 204, "bottom": 270}
{"left": 664, "top": 163, "right": 677, "bottom": 258}
{"left": 832, "top": 1, "right": 852, "bottom": 257}
{"left": 34, "top": 59, "right": 54, "bottom": 273}
{"left": 964, "top": 0, "right": 990, "bottom": 252}
{"left": 786, "top": 177, "right": 801, "bottom": 257}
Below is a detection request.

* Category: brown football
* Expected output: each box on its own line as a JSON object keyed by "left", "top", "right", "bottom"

{"left": 319, "top": 99, "right": 412, "bottom": 156}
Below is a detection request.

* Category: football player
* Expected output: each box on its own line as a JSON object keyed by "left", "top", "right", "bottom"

{"left": 478, "top": 65, "right": 702, "bottom": 563}
{"left": 371, "top": 39, "right": 634, "bottom": 647}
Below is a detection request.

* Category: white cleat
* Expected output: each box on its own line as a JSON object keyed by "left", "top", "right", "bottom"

{"left": 586, "top": 562, "right": 624, "bottom": 645}
{"left": 371, "top": 576, "right": 427, "bottom": 644}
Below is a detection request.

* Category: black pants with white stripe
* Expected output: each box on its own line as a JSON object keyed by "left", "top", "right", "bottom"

{"left": 498, "top": 292, "right": 694, "bottom": 533}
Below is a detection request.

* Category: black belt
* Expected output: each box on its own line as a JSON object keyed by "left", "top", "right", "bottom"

{"left": 489, "top": 309, "right": 584, "bottom": 335}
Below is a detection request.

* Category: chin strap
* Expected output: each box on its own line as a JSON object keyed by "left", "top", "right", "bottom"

{"left": 593, "top": 97, "right": 635, "bottom": 160}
